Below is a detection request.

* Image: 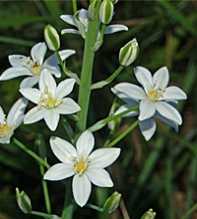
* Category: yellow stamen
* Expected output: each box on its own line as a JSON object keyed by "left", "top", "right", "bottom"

{"left": 31, "top": 63, "right": 41, "bottom": 76}
{"left": 40, "top": 89, "right": 62, "bottom": 109}
{"left": 73, "top": 158, "right": 88, "bottom": 175}
{"left": 147, "top": 89, "right": 163, "bottom": 101}
{"left": 0, "top": 123, "right": 12, "bottom": 138}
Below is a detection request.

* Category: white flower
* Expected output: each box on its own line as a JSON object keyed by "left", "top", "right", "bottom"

{"left": 20, "top": 70, "right": 80, "bottom": 131}
{"left": 60, "top": 9, "right": 128, "bottom": 38}
{"left": 0, "top": 42, "right": 75, "bottom": 88}
{"left": 112, "top": 66, "right": 187, "bottom": 140}
{"left": 0, "top": 98, "right": 27, "bottom": 144}
{"left": 44, "top": 130, "right": 120, "bottom": 207}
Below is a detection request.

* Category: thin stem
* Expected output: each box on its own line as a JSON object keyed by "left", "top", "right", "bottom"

{"left": 31, "top": 210, "right": 53, "bottom": 218}
{"left": 77, "top": 1, "right": 101, "bottom": 131}
{"left": 181, "top": 203, "right": 197, "bottom": 219}
{"left": 120, "top": 200, "right": 131, "bottom": 219}
{"left": 106, "top": 121, "right": 138, "bottom": 147}
{"left": 72, "top": 0, "right": 77, "bottom": 14}
{"left": 91, "top": 66, "right": 124, "bottom": 90}
{"left": 40, "top": 164, "right": 51, "bottom": 214}
{"left": 87, "top": 204, "right": 104, "bottom": 212}
{"left": 13, "top": 138, "right": 49, "bottom": 168}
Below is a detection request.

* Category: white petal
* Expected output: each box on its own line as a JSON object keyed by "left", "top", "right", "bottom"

{"left": 0, "top": 106, "right": 5, "bottom": 123}
{"left": 20, "top": 77, "right": 39, "bottom": 88}
{"left": 31, "top": 42, "right": 47, "bottom": 65}
{"left": 55, "top": 98, "right": 80, "bottom": 115}
{"left": 24, "top": 106, "right": 45, "bottom": 124}
{"left": 61, "top": 29, "right": 80, "bottom": 35}
{"left": 0, "top": 131, "right": 13, "bottom": 144}
{"left": 86, "top": 168, "right": 113, "bottom": 187}
{"left": 115, "top": 104, "right": 138, "bottom": 118}
{"left": 163, "top": 86, "right": 187, "bottom": 100}
{"left": 156, "top": 114, "right": 179, "bottom": 132}
{"left": 72, "top": 174, "right": 91, "bottom": 207}
{"left": 60, "top": 15, "right": 76, "bottom": 26}
{"left": 39, "top": 69, "right": 57, "bottom": 95}
{"left": 0, "top": 67, "right": 31, "bottom": 80}
{"left": 58, "top": 50, "right": 76, "bottom": 61}
{"left": 50, "top": 136, "right": 77, "bottom": 163}
{"left": 44, "top": 163, "right": 74, "bottom": 181}
{"left": 20, "top": 88, "right": 41, "bottom": 104}
{"left": 139, "top": 99, "right": 156, "bottom": 121}
{"left": 105, "top": 24, "right": 128, "bottom": 34}
{"left": 156, "top": 101, "right": 182, "bottom": 125}
{"left": 89, "top": 148, "right": 120, "bottom": 168}
{"left": 56, "top": 79, "right": 76, "bottom": 98}
{"left": 139, "top": 119, "right": 156, "bottom": 141}
{"left": 44, "top": 110, "right": 60, "bottom": 131}
{"left": 134, "top": 66, "right": 153, "bottom": 92}
{"left": 7, "top": 98, "right": 27, "bottom": 127}
{"left": 76, "top": 131, "right": 95, "bottom": 157}
{"left": 8, "top": 55, "right": 28, "bottom": 67}
{"left": 153, "top": 67, "right": 169, "bottom": 89}
{"left": 112, "top": 82, "right": 146, "bottom": 101}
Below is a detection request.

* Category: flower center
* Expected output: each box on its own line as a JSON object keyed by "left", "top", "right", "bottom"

{"left": 147, "top": 89, "right": 163, "bottom": 101}
{"left": 40, "top": 89, "right": 62, "bottom": 109}
{"left": 73, "top": 158, "right": 88, "bottom": 175}
{"left": 0, "top": 123, "right": 12, "bottom": 138}
{"left": 31, "top": 63, "right": 41, "bottom": 76}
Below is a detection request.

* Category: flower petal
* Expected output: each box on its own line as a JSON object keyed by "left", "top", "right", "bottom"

{"left": 139, "top": 99, "right": 156, "bottom": 121}
{"left": 31, "top": 42, "right": 47, "bottom": 65}
{"left": 0, "top": 106, "right": 5, "bottom": 123}
{"left": 89, "top": 148, "right": 120, "bottom": 168}
{"left": 56, "top": 98, "right": 80, "bottom": 115}
{"left": 76, "top": 130, "right": 95, "bottom": 157}
{"left": 50, "top": 136, "right": 77, "bottom": 163}
{"left": 115, "top": 104, "right": 138, "bottom": 118}
{"left": 59, "top": 50, "right": 76, "bottom": 61}
{"left": 61, "top": 29, "right": 80, "bottom": 35}
{"left": 156, "top": 113, "right": 179, "bottom": 132}
{"left": 72, "top": 174, "right": 91, "bottom": 207}
{"left": 20, "top": 88, "right": 41, "bottom": 104}
{"left": 39, "top": 69, "right": 57, "bottom": 95}
{"left": 8, "top": 55, "right": 28, "bottom": 67}
{"left": 105, "top": 24, "right": 128, "bottom": 34}
{"left": 7, "top": 98, "right": 28, "bottom": 127}
{"left": 20, "top": 77, "right": 39, "bottom": 88}
{"left": 86, "top": 168, "right": 113, "bottom": 187}
{"left": 44, "top": 163, "right": 74, "bottom": 181}
{"left": 24, "top": 106, "right": 45, "bottom": 124}
{"left": 163, "top": 86, "right": 187, "bottom": 100}
{"left": 139, "top": 119, "right": 156, "bottom": 141}
{"left": 56, "top": 79, "right": 76, "bottom": 98}
{"left": 134, "top": 66, "right": 153, "bottom": 92}
{"left": 156, "top": 101, "right": 182, "bottom": 125}
{"left": 44, "top": 110, "right": 60, "bottom": 131}
{"left": 60, "top": 15, "right": 76, "bottom": 26}
{"left": 153, "top": 66, "right": 169, "bottom": 89}
{"left": 112, "top": 82, "right": 146, "bottom": 101}
{"left": 0, "top": 67, "right": 32, "bottom": 81}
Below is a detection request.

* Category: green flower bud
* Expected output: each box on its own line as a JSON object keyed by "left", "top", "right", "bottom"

{"left": 44, "top": 24, "right": 60, "bottom": 51}
{"left": 88, "top": 0, "right": 101, "bottom": 20}
{"left": 119, "top": 38, "right": 139, "bottom": 67}
{"left": 99, "top": 0, "right": 114, "bottom": 24}
{"left": 103, "top": 191, "right": 122, "bottom": 214}
{"left": 16, "top": 188, "right": 32, "bottom": 214}
{"left": 141, "top": 209, "right": 156, "bottom": 219}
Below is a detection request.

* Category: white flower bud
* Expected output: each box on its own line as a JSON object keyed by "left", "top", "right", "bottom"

{"left": 103, "top": 191, "right": 122, "bottom": 214}
{"left": 44, "top": 24, "right": 60, "bottom": 51}
{"left": 99, "top": 0, "right": 114, "bottom": 24}
{"left": 119, "top": 38, "right": 139, "bottom": 67}
{"left": 141, "top": 209, "right": 156, "bottom": 219}
{"left": 16, "top": 188, "right": 32, "bottom": 214}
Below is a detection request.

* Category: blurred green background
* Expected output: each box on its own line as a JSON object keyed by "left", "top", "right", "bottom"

{"left": 0, "top": 0, "right": 196, "bottom": 219}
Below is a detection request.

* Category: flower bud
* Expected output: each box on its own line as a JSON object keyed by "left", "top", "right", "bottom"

{"left": 44, "top": 24, "right": 60, "bottom": 51}
{"left": 99, "top": 0, "right": 114, "bottom": 24}
{"left": 16, "top": 188, "right": 32, "bottom": 214}
{"left": 140, "top": 209, "right": 156, "bottom": 219}
{"left": 88, "top": 0, "right": 100, "bottom": 20}
{"left": 119, "top": 38, "right": 139, "bottom": 67}
{"left": 103, "top": 191, "right": 122, "bottom": 214}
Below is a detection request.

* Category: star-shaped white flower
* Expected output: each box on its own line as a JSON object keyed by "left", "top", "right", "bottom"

{"left": 112, "top": 66, "right": 187, "bottom": 140}
{"left": 44, "top": 130, "right": 120, "bottom": 207}
{"left": 60, "top": 9, "right": 128, "bottom": 38}
{"left": 0, "top": 42, "right": 75, "bottom": 88}
{"left": 20, "top": 70, "right": 80, "bottom": 131}
{"left": 0, "top": 98, "right": 27, "bottom": 144}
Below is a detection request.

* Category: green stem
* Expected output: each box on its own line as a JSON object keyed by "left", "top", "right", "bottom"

{"left": 72, "top": 0, "right": 77, "bottom": 14}
{"left": 91, "top": 66, "right": 124, "bottom": 90}
{"left": 31, "top": 210, "right": 53, "bottom": 218}
{"left": 77, "top": 2, "right": 101, "bottom": 131}
{"left": 106, "top": 121, "right": 138, "bottom": 147}
{"left": 87, "top": 204, "right": 104, "bottom": 212}
{"left": 13, "top": 138, "right": 49, "bottom": 168}
{"left": 40, "top": 164, "right": 51, "bottom": 214}
{"left": 181, "top": 203, "right": 197, "bottom": 219}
